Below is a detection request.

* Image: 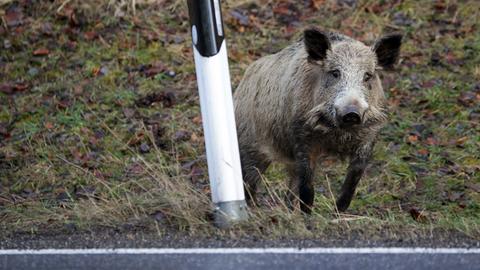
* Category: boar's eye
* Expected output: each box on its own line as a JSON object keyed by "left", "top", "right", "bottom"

{"left": 328, "top": 69, "right": 341, "bottom": 79}
{"left": 364, "top": 72, "right": 373, "bottom": 82}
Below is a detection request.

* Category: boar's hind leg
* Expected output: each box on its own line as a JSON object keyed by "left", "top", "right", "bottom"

{"left": 336, "top": 156, "right": 369, "bottom": 212}
{"left": 240, "top": 147, "right": 270, "bottom": 207}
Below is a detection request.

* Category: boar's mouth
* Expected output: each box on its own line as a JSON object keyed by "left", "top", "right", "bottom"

{"left": 305, "top": 104, "right": 336, "bottom": 131}
{"left": 305, "top": 111, "right": 336, "bottom": 131}
{"left": 308, "top": 106, "right": 388, "bottom": 132}
{"left": 315, "top": 112, "right": 336, "bottom": 129}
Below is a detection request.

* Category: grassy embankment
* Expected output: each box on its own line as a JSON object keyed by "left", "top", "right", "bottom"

{"left": 0, "top": 0, "right": 479, "bottom": 240}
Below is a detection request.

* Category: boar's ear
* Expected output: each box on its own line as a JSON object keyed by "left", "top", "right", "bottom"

{"left": 304, "top": 28, "right": 331, "bottom": 61}
{"left": 373, "top": 33, "right": 403, "bottom": 69}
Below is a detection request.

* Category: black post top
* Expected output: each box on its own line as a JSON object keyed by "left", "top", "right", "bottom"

{"left": 187, "top": 0, "right": 225, "bottom": 57}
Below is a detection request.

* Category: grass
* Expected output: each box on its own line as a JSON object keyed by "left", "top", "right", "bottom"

{"left": 0, "top": 0, "right": 479, "bottom": 241}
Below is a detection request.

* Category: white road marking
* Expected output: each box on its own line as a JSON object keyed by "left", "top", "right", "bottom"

{"left": 0, "top": 248, "right": 479, "bottom": 255}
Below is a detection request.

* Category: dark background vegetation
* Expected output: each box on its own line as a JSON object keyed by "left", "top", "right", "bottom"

{"left": 0, "top": 0, "right": 479, "bottom": 241}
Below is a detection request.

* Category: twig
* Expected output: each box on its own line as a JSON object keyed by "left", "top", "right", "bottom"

{"left": 98, "top": 35, "right": 111, "bottom": 48}
{"left": 132, "top": 0, "right": 136, "bottom": 16}
{"left": 1, "top": 13, "right": 8, "bottom": 32}
{"left": 384, "top": 23, "right": 404, "bottom": 30}
{"left": 0, "top": 0, "right": 14, "bottom": 6}
{"left": 57, "top": 0, "right": 72, "bottom": 13}
{"left": 331, "top": 215, "right": 372, "bottom": 223}
{"left": 324, "top": 174, "right": 340, "bottom": 217}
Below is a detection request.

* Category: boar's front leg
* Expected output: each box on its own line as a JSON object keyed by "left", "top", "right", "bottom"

{"left": 287, "top": 119, "right": 316, "bottom": 214}
{"left": 336, "top": 147, "right": 373, "bottom": 212}
{"left": 288, "top": 149, "right": 315, "bottom": 214}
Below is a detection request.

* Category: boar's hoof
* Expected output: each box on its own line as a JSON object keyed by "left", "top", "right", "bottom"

{"left": 335, "top": 197, "right": 352, "bottom": 212}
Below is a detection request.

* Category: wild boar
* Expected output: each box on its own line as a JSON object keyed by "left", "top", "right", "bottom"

{"left": 234, "top": 28, "right": 402, "bottom": 213}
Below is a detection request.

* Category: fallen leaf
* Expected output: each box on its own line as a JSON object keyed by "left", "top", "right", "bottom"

{"left": 433, "top": 0, "right": 447, "bottom": 11}
{"left": 56, "top": 191, "right": 71, "bottom": 202}
{"left": 466, "top": 183, "right": 480, "bottom": 193}
{"left": 409, "top": 207, "right": 428, "bottom": 222}
{"left": 437, "top": 163, "right": 460, "bottom": 176}
{"left": 143, "top": 62, "right": 167, "bottom": 77}
{"left": 84, "top": 31, "right": 97, "bottom": 40}
{"left": 136, "top": 91, "right": 175, "bottom": 107}
{"left": 150, "top": 210, "right": 166, "bottom": 222}
{"left": 188, "top": 116, "right": 201, "bottom": 126}
{"left": 40, "top": 22, "right": 53, "bottom": 36}
{"left": 469, "top": 111, "right": 480, "bottom": 121}
{"left": 174, "top": 130, "right": 190, "bottom": 141}
{"left": 421, "top": 79, "right": 436, "bottom": 88}
{"left": 190, "top": 166, "right": 205, "bottom": 182}
{"left": 13, "top": 83, "right": 28, "bottom": 92}
{"left": 0, "top": 123, "right": 11, "bottom": 139}
{"left": 92, "top": 67, "right": 101, "bottom": 76}
{"left": 65, "top": 40, "right": 77, "bottom": 51}
{"left": 73, "top": 84, "right": 84, "bottom": 95}
{"left": 0, "top": 83, "right": 14, "bottom": 94}
{"left": 0, "top": 83, "right": 28, "bottom": 94}
{"left": 272, "top": 2, "right": 299, "bottom": 25}
{"left": 457, "top": 91, "right": 479, "bottom": 107}
{"left": 56, "top": 97, "right": 72, "bottom": 109}
{"left": 415, "top": 178, "right": 425, "bottom": 191}
{"left": 75, "top": 186, "right": 96, "bottom": 199}
{"left": 44, "top": 122, "right": 54, "bottom": 129}
{"left": 426, "top": 137, "right": 438, "bottom": 145}
{"left": 407, "top": 134, "right": 419, "bottom": 143}
{"left": 88, "top": 135, "right": 98, "bottom": 146}
{"left": 139, "top": 142, "right": 150, "bottom": 153}
{"left": 273, "top": 5, "right": 290, "bottom": 15}
{"left": 147, "top": 122, "right": 166, "bottom": 149}
{"left": 418, "top": 149, "right": 429, "bottom": 156}
{"left": 93, "top": 169, "right": 104, "bottom": 179}
{"left": 57, "top": 6, "right": 83, "bottom": 27}
{"left": 391, "top": 11, "right": 415, "bottom": 26}
{"left": 122, "top": 108, "right": 135, "bottom": 118}
{"left": 367, "top": 3, "right": 386, "bottom": 13}
{"left": 230, "top": 10, "right": 249, "bottom": 26}
{"left": 33, "top": 48, "right": 50, "bottom": 56}
{"left": 447, "top": 191, "right": 464, "bottom": 202}
{"left": 181, "top": 160, "right": 197, "bottom": 171}
{"left": 311, "top": 0, "right": 326, "bottom": 10}
{"left": 127, "top": 132, "right": 145, "bottom": 146}
{"left": 5, "top": 8, "right": 23, "bottom": 27}
{"left": 445, "top": 52, "right": 462, "bottom": 65}
{"left": 190, "top": 132, "right": 200, "bottom": 143}
{"left": 456, "top": 136, "right": 468, "bottom": 145}
{"left": 126, "top": 163, "right": 145, "bottom": 176}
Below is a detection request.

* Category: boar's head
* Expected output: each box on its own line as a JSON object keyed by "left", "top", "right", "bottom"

{"left": 303, "top": 28, "right": 402, "bottom": 130}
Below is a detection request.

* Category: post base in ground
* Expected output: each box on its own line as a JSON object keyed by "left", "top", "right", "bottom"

{"left": 213, "top": 200, "right": 248, "bottom": 229}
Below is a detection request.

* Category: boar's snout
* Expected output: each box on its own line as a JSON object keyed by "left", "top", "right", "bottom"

{"left": 336, "top": 105, "right": 363, "bottom": 126}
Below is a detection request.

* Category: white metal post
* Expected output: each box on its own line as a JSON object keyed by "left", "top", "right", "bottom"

{"left": 187, "top": 0, "right": 248, "bottom": 228}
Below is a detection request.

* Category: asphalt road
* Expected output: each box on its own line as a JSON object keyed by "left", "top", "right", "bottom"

{"left": 2, "top": 248, "right": 479, "bottom": 270}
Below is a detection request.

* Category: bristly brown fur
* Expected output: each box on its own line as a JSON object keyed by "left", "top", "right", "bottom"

{"left": 234, "top": 28, "right": 401, "bottom": 212}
